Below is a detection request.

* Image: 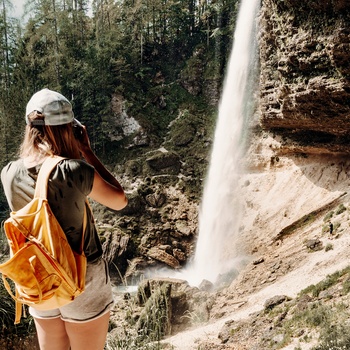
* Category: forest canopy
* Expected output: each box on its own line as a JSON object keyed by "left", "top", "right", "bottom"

{"left": 0, "top": 0, "right": 238, "bottom": 186}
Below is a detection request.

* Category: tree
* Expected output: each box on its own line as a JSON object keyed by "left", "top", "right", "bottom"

{"left": 0, "top": 0, "right": 11, "bottom": 90}
{"left": 0, "top": 0, "right": 23, "bottom": 166}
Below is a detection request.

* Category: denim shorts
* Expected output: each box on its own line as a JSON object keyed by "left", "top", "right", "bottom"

{"left": 29, "top": 258, "right": 114, "bottom": 323}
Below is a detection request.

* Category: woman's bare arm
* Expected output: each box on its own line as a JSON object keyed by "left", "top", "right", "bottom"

{"left": 78, "top": 125, "right": 128, "bottom": 211}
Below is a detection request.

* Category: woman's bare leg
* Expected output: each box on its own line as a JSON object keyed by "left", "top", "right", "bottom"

{"left": 34, "top": 317, "right": 70, "bottom": 350}
{"left": 65, "top": 312, "right": 110, "bottom": 350}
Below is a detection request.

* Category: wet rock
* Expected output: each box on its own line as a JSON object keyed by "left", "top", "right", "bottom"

{"left": 147, "top": 246, "right": 181, "bottom": 269}
{"left": 198, "top": 279, "right": 214, "bottom": 292}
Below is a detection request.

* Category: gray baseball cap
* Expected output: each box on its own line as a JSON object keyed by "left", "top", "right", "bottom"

{"left": 25, "top": 88, "right": 74, "bottom": 126}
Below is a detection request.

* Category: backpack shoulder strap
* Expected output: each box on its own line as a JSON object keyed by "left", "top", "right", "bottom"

{"left": 34, "top": 156, "right": 66, "bottom": 199}
{"left": 33, "top": 155, "right": 88, "bottom": 248}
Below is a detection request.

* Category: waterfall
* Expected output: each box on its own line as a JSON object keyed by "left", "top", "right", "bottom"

{"left": 145, "top": 0, "right": 260, "bottom": 287}
{"left": 187, "top": 0, "right": 260, "bottom": 286}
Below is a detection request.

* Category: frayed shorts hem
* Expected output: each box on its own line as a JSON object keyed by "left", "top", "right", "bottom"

{"left": 30, "top": 302, "right": 113, "bottom": 324}
{"left": 28, "top": 258, "right": 113, "bottom": 323}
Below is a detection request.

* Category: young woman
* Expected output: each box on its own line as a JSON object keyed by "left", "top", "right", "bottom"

{"left": 1, "top": 88, "right": 128, "bottom": 350}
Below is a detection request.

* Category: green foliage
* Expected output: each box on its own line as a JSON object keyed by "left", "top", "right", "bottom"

{"left": 333, "top": 221, "right": 341, "bottom": 231}
{"left": 0, "top": 278, "right": 35, "bottom": 340}
{"left": 105, "top": 282, "right": 173, "bottom": 350}
{"left": 0, "top": 0, "right": 239, "bottom": 345}
{"left": 137, "top": 283, "right": 171, "bottom": 342}
{"left": 303, "top": 303, "right": 331, "bottom": 327}
{"left": 342, "top": 276, "right": 350, "bottom": 295}
{"left": 312, "top": 324, "right": 350, "bottom": 350}
{"left": 274, "top": 266, "right": 350, "bottom": 349}
{"left": 0, "top": 0, "right": 239, "bottom": 191}
{"left": 0, "top": 0, "right": 238, "bottom": 199}
{"left": 299, "top": 271, "right": 343, "bottom": 297}
{"left": 324, "top": 243, "right": 333, "bottom": 252}
{"left": 335, "top": 204, "right": 346, "bottom": 215}
{"left": 323, "top": 211, "right": 334, "bottom": 222}
{"left": 0, "top": 278, "right": 16, "bottom": 331}
{"left": 106, "top": 335, "right": 166, "bottom": 350}
{"left": 278, "top": 301, "right": 350, "bottom": 350}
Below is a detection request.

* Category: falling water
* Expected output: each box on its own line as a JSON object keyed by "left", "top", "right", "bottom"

{"left": 186, "top": 0, "right": 260, "bottom": 286}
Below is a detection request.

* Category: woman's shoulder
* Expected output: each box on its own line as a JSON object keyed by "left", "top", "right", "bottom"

{"left": 2, "top": 158, "right": 23, "bottom": 169}
{"left": 1, "top": 159, "right": 24, "bottom": 178}
{"left": 58, "top": 158, "right": 94, "bottom": 173}
{"left": 53, "top": 159, "right": 95, "bottom": 194}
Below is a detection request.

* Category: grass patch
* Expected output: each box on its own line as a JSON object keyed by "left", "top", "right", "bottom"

{"left": 106, "top": 282, "right": 173, "bottom": 350}
{"left": 0, "top": 278, "right": 36, "bottom": 349}
{"left": 335, "top": 204, "right": 347, "bottom": 215}
{"left": 312, "top": 323, "right": 350, "bottom": 350}
{"left": 260, "top": 266, "right": 350, "bottom": 349}
{"left": 324, "top": 243, "right": 334, "bottom": 252}
{"left": 323, "top": 211, "right": 334, "bottom": 222}
{"left": 300, "top": 271, "right": 343, "bottom": 297}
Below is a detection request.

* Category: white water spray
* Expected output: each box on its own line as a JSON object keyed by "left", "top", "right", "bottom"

{"left": 185, "top": 0, "right": 260, "bottom": 286}
{"left": 145, "top": 0, "right": 260, "bottom": 287}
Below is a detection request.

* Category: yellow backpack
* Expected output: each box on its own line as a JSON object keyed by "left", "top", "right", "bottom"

{"left": 0, "top": 156, "right": 87, "bottom": 324}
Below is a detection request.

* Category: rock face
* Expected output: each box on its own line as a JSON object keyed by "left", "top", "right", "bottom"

{"left": 259, "top": 0, "right": 350, "bottom": 153}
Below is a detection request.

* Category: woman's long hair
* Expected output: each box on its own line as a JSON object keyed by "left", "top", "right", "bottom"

{"left": 20, "top": 111, "right": 81, "bottom": 159}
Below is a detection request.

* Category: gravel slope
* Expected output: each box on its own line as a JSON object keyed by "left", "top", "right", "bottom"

{"left": 163, "top": 143, "right": 350, "bottom": 349}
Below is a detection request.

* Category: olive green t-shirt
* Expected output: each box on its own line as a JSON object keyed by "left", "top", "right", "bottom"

{"left": 1, "top": 158, "right": 103, "bottom": 262}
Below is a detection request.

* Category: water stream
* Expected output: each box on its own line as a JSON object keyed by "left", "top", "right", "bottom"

{"left": 144, "top": 0, "right": 261, "bottom": 287}
{"left": 185, "top": 0, "right": 261, "bottom": 286}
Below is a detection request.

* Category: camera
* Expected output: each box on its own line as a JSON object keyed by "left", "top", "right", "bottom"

{"left": 73, "top": 119, "right": 84, "bottom": 140}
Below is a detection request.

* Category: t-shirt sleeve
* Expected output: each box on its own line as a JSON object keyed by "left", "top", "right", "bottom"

{"left": 1, "top": 160, "right": 35, "bottom": 211}
{"left": 1, "top": 162, "right": 14, "bottom": 210}
{"left": 54, "top": 159, "right": 95, "bottom": 196}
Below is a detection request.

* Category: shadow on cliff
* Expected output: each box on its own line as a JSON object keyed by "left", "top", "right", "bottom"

{"left": 241, "top": 133, "right": 350, "bottom": 251}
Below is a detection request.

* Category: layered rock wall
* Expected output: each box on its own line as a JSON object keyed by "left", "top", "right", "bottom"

{"left": 259, "top": 0, "right": 350, "bottom": 153}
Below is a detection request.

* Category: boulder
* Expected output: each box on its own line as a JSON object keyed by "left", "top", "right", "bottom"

{"left": 264, "top": 295, "right": 289, "bottom": 310}
{"left": 147, "top": 246, "right": 181, "bottom": 269}
{"left": 146, "top": 148, "right": 181, "bottom": 174}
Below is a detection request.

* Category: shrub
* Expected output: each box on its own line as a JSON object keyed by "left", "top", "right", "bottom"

{"left": 323, "top": 211, "right": 334, "bottom": 222}
{"left": 0, "top": 278, "right": 36, "bottom": 349}
{"left": 312, "top": 324, "right": 350, "bottom": 350}
{"left": 335, "top": 204, "right": 346, "bottom": 215}
{"left": 325, "top": 243, "right": 333, "bottom": 252}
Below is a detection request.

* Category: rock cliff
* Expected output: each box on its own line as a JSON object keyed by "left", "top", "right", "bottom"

{"left": 161, "top": 0, "right": 350, "bottom": 348}
{"left": 259, "top": 0, "right": 350, "bottom": 154}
